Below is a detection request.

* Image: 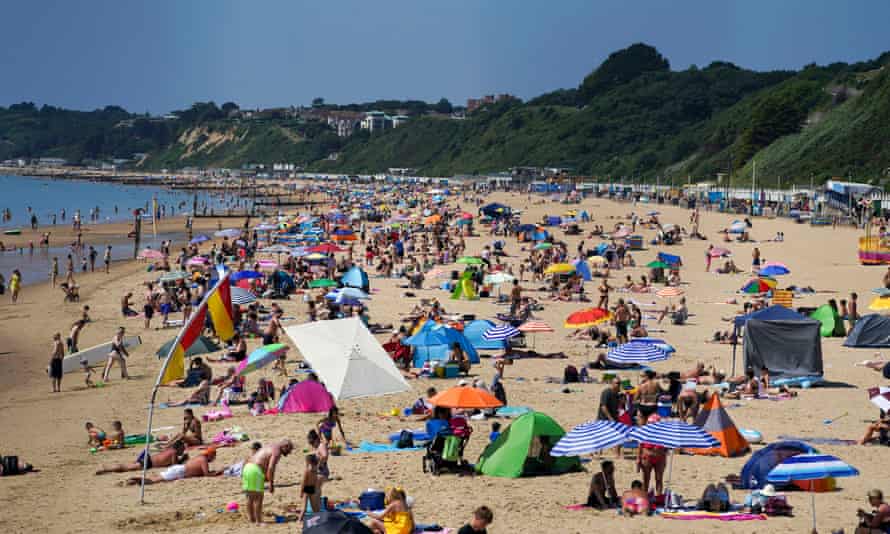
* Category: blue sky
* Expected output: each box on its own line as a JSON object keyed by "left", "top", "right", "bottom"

{"left": 1, "top": 1, "right": 888, "bottom": 113}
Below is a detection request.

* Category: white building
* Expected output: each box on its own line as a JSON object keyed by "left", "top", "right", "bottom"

{"left": 360, "top": 111, "right": 387, "bottom": 132}
{"left": 391, "top": 115, "right": 410, "bottom": 128}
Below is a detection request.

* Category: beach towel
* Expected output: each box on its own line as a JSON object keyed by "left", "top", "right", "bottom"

{"left": 776, "top": 435, "right": 857, "bottom": 446}
{"left": 495, "top": 406, "right": 531, "bottom": 418}
{"left": 350, "top": 440, "right": 423, "bottom": 453}
{"left": 661, "top": 511, "right": 766, "bottom": 521}
{"left": 564, "top": 504, "right": 591, "bottom": 511}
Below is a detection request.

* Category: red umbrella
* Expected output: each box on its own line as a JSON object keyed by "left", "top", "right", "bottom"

{"left": 564, "top": 308, "right": 612, "bottom": 329}
{"left": 308, "top": 243, "right": 345, "bottom": 254}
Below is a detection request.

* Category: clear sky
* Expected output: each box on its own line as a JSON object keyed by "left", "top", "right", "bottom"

{"left": 1, "top": 1, "right": 888, "bottom": 113}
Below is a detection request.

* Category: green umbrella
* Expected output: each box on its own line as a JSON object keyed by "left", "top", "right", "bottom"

{"left": 456, "top": 256, "right": 484, "bottom": 265}
{"left": 646, "top": 260, "right": 671, "bottom": 269}
{"left": 158, "top": 271, "right": 189, "bottom": 283}
{"left": 534, "top": 242, "right": 552, "bottom": 250}
{"left": 309, "top": 278, "right": 338, "bottom": 288}
{"left": 156, "top": 336, "right": 221, "bottom": 358}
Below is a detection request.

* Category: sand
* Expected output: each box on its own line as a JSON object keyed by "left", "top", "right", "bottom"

{"left": 0, "top": 189, "right": 888, "bottom": 534}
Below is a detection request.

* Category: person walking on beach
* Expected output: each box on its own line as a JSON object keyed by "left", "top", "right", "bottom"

{"left": 51, "top": 257, "right": 59, "bottom": 287}
{"left": 88, "top": 246, "right": 97, "bottom": 272}
{"left": 102, "top": 327, "right": 130, "bottom": 381}
{"left": 104, "top": 245, "right": 112, "bottom": 274}
{"left": 10, "top": 269, "right": 21, "bottom": 303}
{"left": 49, "top": 333, "right": 64, "bottom": 393}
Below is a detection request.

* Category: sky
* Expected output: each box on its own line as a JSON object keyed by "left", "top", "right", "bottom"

{"left": 1, "top": 1, "right": 888, "bottom": 113}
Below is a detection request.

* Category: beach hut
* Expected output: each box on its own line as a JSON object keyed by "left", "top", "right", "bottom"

{"left": 283, "top": 317, "right": 409, "bottom": 400}
{"left": 739, "top": 440, "right": 817, "bottom": 489}
{"left": 463, "top": 319, "right": 507, "bottom": 351}
{"left": 733, "top": 306, "right": 823, "bottom": 379}
{"left": 278, "top": 379, "right": 335, "bottom": 414}
{"left": 688, "top": 395, "right": 749, "bottom": 457}
{"left": 844, "top": 314, "right": 890, "bottom": 348}
{"left": 475, "top": 412, "right": 581, "bottom": 478}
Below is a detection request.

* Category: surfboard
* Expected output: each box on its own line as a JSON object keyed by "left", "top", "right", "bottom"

{"left": 62, "top": 335, "right": 142, "bottom": 374}
{"left": 3, "top": 229, "right": 22, "bottom": 235}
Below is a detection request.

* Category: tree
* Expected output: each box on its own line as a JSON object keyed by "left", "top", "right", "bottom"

{"left": 578, "top": 43, "right": 670, "bottom": 102}
{"left": 433, "top": 98, "right": 453, "bottom": 114}
{"left": 221, "top": 102, "right": 240, "bottom": 114}
{"left": 312, "top": 97, "right": 325, "bottom": 108}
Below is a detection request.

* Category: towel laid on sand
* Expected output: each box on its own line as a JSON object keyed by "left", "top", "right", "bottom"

{"left": 350, "top": 440, "right": 423, "bottom": 453}
{"left": 661, "top": 511, "right": 766, "bottom": 521}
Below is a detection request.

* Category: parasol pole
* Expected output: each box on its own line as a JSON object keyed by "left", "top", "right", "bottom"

{"left": 811, "top": 479, "right": 817, "bottom": 532}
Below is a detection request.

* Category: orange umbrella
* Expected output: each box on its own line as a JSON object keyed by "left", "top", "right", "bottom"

{"left": 429, "top": 386, "right": 504, "bottom": 409}
{"left": 564, "top": 307, "right": 612, "bottom": 329}
{"left": 424, "top": 214, "right": 442, "bottom": 224}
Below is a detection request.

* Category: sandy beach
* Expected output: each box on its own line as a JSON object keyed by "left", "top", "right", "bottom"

{"left": 0, "top": 189, "right": 888, "bottom": 534}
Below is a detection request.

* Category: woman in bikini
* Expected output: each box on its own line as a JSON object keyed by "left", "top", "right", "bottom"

{"left": 637, "top": 414, "right": 667, "bottom": 495}
{"left": 634, "top": 370, "right": 662, "bottom": 421}
{"left": 316, "top": 406, "right": 348, "bottom": 446}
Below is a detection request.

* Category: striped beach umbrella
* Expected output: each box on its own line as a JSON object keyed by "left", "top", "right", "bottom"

{"left": 606, "top": 342, "right": 669, "bottom": 365}
{"left": 518, "top": 320, "right": 554, "bottom": 333}
{"left": 230, "top": 286, "right": 257, "bottom": 305}
{"left": 766, "top": 453, "right": 859, "bottom": 531}
{"left": 708, "top": 247, "right": 731, "bottom": 257}
{"left": 656, "top": 287, "right": 684, "bottom": 298}
{"left": 740, "top": 277, "right": 777, "bottom": 294}
{"left": 629, "top": 420, "right": 720, "bottom": 495}
{"left": 551, "top": 420, "right": 630, "bottom": 456}
{"left": 564, "top": 308, "right": 612, "bottom": 329}
{"left": 482, "top": 324, "right": 520, "bottom": 341}
{"left": 214, "top": 228, "right": 241, "bottom": 238}
{"left": 236, "top": 344, "right": 289, "bottom": 376}
{"left": 868, "top": 386, "right": 890, "bottom": 412}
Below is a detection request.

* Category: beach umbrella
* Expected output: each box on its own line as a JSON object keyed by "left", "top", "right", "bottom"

{"left": 459, "top": 212, "right": 474, "bottom": 220}
{"left": 871, "top": 288, "right": 890, "bottom": 297}
{"left": 138, "top": 248, "right": 164, "bottom": 260}
{"left": 230, "top": 286, "right": 257, "bottom": 305}
{"left": 759, "top": 265, "right": 790, "bottom": 277}
{"left": 236, "top": 344, "right": 289, "bottom": 376}
{"left": 740, "top": 277, "right": 777, "bottom": 294}
{"left": 656, "top": 287, "right": 684, "bottom": 298}
{"left": 307, "top": 243, "right": 344, "bottom": 254}
{"left": 309, "top": 278, "right": 338, "bottom": 289}
{"left": 259, "top": 244, "right": 291, "bottom": 254}
{"left": 429, "top": 386, "right": 503, "bottom": 409}
{"left": 189, "top": 234, "right": 210, "bottom": 245}
{"left": 551, "top": 420, "right": 630, "bottom": 456}
{"left": 331, "top": 233, "right": 357, "bottom": 242}
{"left": 156, "top": 336, "right": 220, "bottom": 358}
{"left": 534, "top": 242, "right": 553, "bottom": 250}
{"left": 631, "top": 337, "right": 676, "bottom": 354}
{"left": 606, "top": 341, "right": 669, "bottom": 365}
{"left": 647, "top": 210, "right": 660, "bottom": 216}
{"left": 186, "top": 256, "right": 208, "bottom": 267}
{"left": 230, "top": 270, "right": 263, "bottom": 281}
{"left": 214, "top": 228, "right": 241, "bottom": 238}
{"left": 868, "top": 297, "right": 890, "bottom": 311}
{"left": 646, "top": 260, "right": 671, "bottom": 269}
{"left": 158, "top": 271, "right": 188, "bottom": 283}
{"left": 304, "top": 253, "right": 327, "bottom": 261}
{"left": 456, "top": 256, "right": 484, "bottom": 265}
{"left": 483, "top": 272, "right": 515, "bottom": 285}
{"left": 423, "top": 214, "right": 442, "bottom": 224}
{"left": 728, "top": 220, "right": 747, "bottom": 234}
{"left": 588, "top": 256, "right": 607, "bottom": 266}
{"left": 564, "top": 307, "right": 612, "bottom": 329}
{"left": 545, "top": 263, "right": 576, "bottom": 275}
{"left": 257, "top": 259, "right": 278, "bottom": 270}
{"left": 337, "top": 287, "right": 370, "bottom": 300}
{"left": 612, "top": 228, "right": 630, "bottom": 239}
{"left": 868, "top": 386, "right": 890, "bottom": 412}
{"left": 254, "top": 223, "right": 278, "bottom": 231}
{"left": 662, "top": 223, "right": 678, "bottom": 232}
{"left": 482, "top": 324, "right": 520, "bottom": 341}
{"left": 766, "top": 453, "right": 859, "bottom": 531}
{"left": 708, "top": 247, "right": 731, "bottom": 258}
{"left": 518, "top": 320, "right": 554, "bottom": 333}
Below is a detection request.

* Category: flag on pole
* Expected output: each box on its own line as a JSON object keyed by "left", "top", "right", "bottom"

{"left": 207, "top": 274, "right": 235, "bottom": 342}
{"left": 160, "top": 304, "right": 207, "bottom": 384}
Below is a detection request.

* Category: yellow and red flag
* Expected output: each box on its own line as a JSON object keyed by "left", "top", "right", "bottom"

{"left": 207, "top": 273, "right": 235, "bottom": 342}
{"left": 160, "top": 303, "right": 207, "bottom": 384}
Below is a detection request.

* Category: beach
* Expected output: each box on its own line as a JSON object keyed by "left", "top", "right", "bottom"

{"left": 0, "top": 188, "right": 888, "bottom": 534}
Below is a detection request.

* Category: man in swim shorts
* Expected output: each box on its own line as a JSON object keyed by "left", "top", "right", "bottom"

{"left": 125, "top": 447, "right": 219, "bottom": 485}
{"left": 95, "top": 440, "right": 186, "bottom": 475}
{"left": 243, "top": 439, "right": 293, "bottom": 525}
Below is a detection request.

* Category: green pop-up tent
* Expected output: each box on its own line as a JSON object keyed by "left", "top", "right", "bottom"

{"left": 475, "top": 411, "right": 581, "bottom": 478}
{"left": 156, "top": 336, "right": 221, "bottom": 358}
{"left": 810, "top": 304, "right": 846, "bottom": 337}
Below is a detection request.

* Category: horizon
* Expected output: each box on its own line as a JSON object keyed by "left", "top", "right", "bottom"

{"left": 1, "top": 1, "right": 889, "bottom": 114}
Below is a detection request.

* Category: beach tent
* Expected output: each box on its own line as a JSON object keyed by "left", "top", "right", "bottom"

{"left": 739, "top": 440, "right": 816, "bottom": 489}
{"left": 657, "top": 252, "right": 682, "bottom": 267}
{"left": 451, "top": 270, "right": 478, "bottom": 300}
{"left": 742, "top": 311, "right": 823, "bottom": 380}
{"left": 340, "top": 266, "right": 370, "bottom": 292}
{"left": 278, "top": 379, "right": 335, "bottom": 413}
{"left": 688, "top": 395, "right": 749, "bottom": 457}
{"left": 810, "top": 304, "right": 847, "bottom": 337}
{"left": 844, "top": 314, "right": 890, "bottom": 348}
{"left": 480, "top": 203, "right": 511, "bottom": 218}
{"left": 405, "top": 321, "right": 479, "bottom": 368}
{"left": 463, "top": 319, "right": 507, "bottom": 351}
{"left": 283, "top": 317, "right": 409, "bottom": 400}
{"left": 572, "top": 259, "right": 592, "bottom": 281}
{"left": 156, "top": 336, "right": 220, "bottom": 358}
{"left": 476, "top": 412, "right": 581, "bottom": 478}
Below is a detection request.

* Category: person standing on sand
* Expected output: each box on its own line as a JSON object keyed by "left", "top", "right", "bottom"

{"left": 104, "top": 245, "right": 112, "bottom": 274}
{"left": 10, "top": 269, "right": 21, "bottom": 303}
{"left": 242, "top": 439, "right": 293, "bottom": 525}
{"left": 51, "top": 257, "right": 59, "bottom": 287}
{"left": 49, "top": 333, "right": 64, "bottom": 393}
{"left": 88, "top": 246, "right": 97, "bottom": 272}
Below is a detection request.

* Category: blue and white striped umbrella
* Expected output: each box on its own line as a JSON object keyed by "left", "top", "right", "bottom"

{"left": 482, "top": 325, "right": 520, "bottom": 341}
{"left": 627, "top": 421, "right": 719, "bottom": 449}
{"left": 606, "top": 342, "right": 669, "bottom": 365}
{"left": 551, "top": 420, "right": 630, "bottom": 456}
{"left": 766, "top": 453, "right": 859, "bottom": 483}
{"left": 230, "top": 286, "right": 257, "bottom": 305}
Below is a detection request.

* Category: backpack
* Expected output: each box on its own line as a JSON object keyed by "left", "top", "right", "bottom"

{"left": 563, "top": 365, "right": 579, "bottom": 383}
{"left": 395, "top": 430, "right": 414, "bottom": 449}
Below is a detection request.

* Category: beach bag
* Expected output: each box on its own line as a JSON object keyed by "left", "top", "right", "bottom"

{"left": 396, "top": 430, "right": 414, "bottom": 449}
{"left": 563, "top": 365, "right": 579, "bottom": 383}
{"left": 764, "top": 496, "right": 793, "bottom": 516}
{"left": 442, "top": 435, "right": 461, "bottom": 462}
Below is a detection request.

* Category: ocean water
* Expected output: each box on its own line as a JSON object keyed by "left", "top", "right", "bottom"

{"left": 0, "top": 174, "right": 246, "bottom": 228}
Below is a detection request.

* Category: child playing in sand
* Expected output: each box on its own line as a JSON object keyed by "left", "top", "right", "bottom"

{"left": 298, "top": 454, "right": 321, "bottom": 520}
{"left": 367, "top": 487, "right": 414, "bottom": 534}
{"left": 80, "top": 359, "right": 94, "bottom": 387}
{"left": 86, "top": 422, "right": 106, "bottom": 447}
{"left": 458, "top": 506, "right": 494, "bottom": 534}
{"left": 107, "top": 421, "right": 125, "bottom": 449}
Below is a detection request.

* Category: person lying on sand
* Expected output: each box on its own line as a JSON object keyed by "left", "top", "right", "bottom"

{"left": 125, "top": 447, "right": 220, "bottom": 485}
{"left": 96, "top": 440, "right": 186, "bottom": 475}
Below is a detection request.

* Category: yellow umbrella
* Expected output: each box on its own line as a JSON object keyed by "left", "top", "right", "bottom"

{"left": 588, "top": 256, "right": 607, "bottom": 266}
{"left": 544, "top": 263, "right": 576, "bottom": 275}
{"left": 869, "top": 297, "right": 890, "bottom": 311}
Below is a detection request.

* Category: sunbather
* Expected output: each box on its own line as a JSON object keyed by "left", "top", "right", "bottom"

{"left": 125, "top": 447, "right": 220, "bottom": 485}
{"left": 96, "top": 440, "right": 186, "bottom": 474}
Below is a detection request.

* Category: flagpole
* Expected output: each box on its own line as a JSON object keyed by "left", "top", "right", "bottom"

{"left": 139, "top": 274, "right": 228, "bottom": 504}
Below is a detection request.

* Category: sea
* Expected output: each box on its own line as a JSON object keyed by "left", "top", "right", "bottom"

{"left": 0, "top": 174, "right": 249, "bottom": 286}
